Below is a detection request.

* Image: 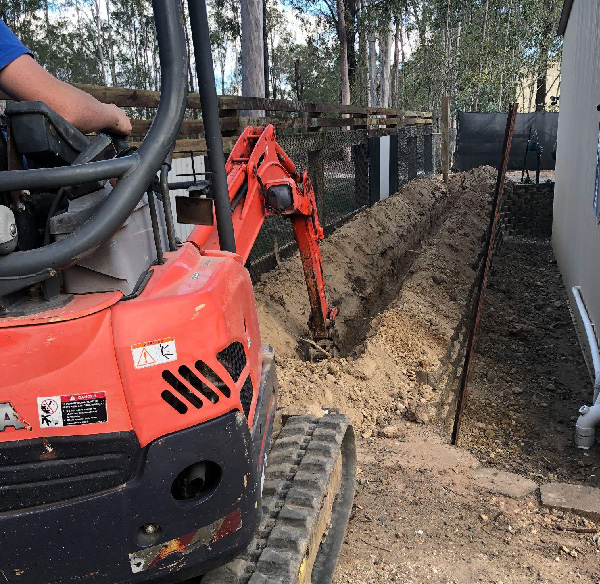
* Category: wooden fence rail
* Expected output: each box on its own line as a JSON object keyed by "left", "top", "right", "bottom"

{"left": 0, "top": 84, "right": 433, "bottom": 155}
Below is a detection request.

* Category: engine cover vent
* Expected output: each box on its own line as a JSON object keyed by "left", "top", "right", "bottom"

{"left": 217, "top": 342, "right": 247, "bottom": 383}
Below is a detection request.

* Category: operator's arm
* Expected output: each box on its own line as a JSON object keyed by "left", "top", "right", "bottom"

{"left": 0, "top": 54, "right": 132, "bottom": 136}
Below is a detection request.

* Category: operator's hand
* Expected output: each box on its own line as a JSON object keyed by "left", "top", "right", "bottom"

{"left": 104, "top": 103, "right": 132, "bottom": 137}
{"left": 0, "top": 55, "right": 134, "bottom": 136}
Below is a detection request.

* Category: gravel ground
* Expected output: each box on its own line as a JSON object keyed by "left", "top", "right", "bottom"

{"left": 460, "top": 238, "right": 600, "bottom": 487}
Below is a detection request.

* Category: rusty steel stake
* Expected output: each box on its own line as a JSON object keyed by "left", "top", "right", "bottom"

{"left": 451, "top": 103, "right": 518, "bottom": 446}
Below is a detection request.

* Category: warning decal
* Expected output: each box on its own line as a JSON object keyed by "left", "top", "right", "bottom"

{"left": 131, "top": 337, "right": 177, "bottom": 369}
{"left": 38, "top": 392, "right": 107, "bottom": 428}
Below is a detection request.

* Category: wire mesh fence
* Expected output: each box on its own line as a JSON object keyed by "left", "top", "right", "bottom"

{"left": 171, "top": 123, "right": 438, "bottom": 281}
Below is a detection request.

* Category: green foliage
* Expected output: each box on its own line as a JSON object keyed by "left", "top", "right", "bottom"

{"left": 0, "top": 0, "right": 565, "bottom": 115}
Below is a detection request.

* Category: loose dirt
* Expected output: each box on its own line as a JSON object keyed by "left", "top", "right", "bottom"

{"left": 460, "top": 238, "right": 600, "bottom": 487}
{"left": 256, "top": 167, "right": 494, "bottom": 434}
{"left": 254, "top": 169, "right": 600, "bottom": 583}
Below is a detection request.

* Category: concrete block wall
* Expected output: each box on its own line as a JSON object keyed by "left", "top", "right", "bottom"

{"left": 500, "top": 182, "right": 555, "bottom": 238}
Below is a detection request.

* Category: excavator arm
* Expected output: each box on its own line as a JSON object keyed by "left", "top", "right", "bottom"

{"left": 187, "top": 125, "right": 338, "bottom": 354}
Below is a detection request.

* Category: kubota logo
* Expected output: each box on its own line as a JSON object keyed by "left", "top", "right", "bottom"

{"left": 0, "top": 402, "right": 27, "bottom": 431}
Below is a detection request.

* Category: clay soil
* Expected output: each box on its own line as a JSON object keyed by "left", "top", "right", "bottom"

{"left": 254, "top": 169, "right": 600, "bottom": 583}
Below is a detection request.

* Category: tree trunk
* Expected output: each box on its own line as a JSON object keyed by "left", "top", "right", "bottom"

{"left": 241, "top": 0, "right": 265, "bottom": 113}
{"left": 346, "top": 0, "right": 357, "bottom": 89}
{"left": 263, "top": 0, "right": 269, "bottom": 99}
{"left": 444, "top": 0, "right": 450, "bottom": 94}
{"left": 535, "top": 68, "right": 547, "bottom": 111}
{"left": 379, "top": 15, "right": 393, "bottom": 108}
{"left": 498, "top": 1, "right": 512, "bottom": 109}
{"left": 357, "top": 0, "right": 367, "bottom": 105}
{"left": 93, "top": 0, "right": 107, "bottom": 86}
{"left": 132, "top": 15, "right": 140, "bottom": 88}
{"left": 391, "top": 18, "right": 399, "bottom": 108}
{"left": 294, "top": 58, "right": 303, "bottom": 102}
{"left": 182, "top": 1, "right": 196, "bottom": 94}
{"left": 219, "top": 51, "right": 226, "bottom": 94}
{"left": 528, "top": 78, "right": 535, "bottom": 112}
{"left": 367, "top": 8, "right": 377, "bottom": 109}
{"left": 473, "top": 0, "right": 488, "bottom": 111}
{"left": 105, "top": 0, "right": 117, "bottom": 86}
{"left": 337, "top": 0, "right": 351, "bottom": 106}
{"left": 270, "top": 33, "right": 277, "bottom": 99}
{"left": 453, "top": 21, "right": 461, "bottom": 98}
{"left": 152, "top": 25, "right": 159, "bottom": 91}
{"left": 535, "top": 21, "right": 553, "bottom": 112}
{"left": 399, "top": 10, "right": 405, "bottom": 104}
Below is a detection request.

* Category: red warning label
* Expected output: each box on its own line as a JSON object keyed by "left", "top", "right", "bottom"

{"left": 38, "top": 392, "right": 107, "bottom": 427}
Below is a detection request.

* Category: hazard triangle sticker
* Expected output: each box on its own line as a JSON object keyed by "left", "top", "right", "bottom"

{"left": 136, "top": 348, "right": 156, "bottom": 368}
{"left": 131, "top": 337, "right": 177, "bottom": 369}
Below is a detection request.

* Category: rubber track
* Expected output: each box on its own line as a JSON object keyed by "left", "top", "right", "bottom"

{"left": 201, "top": 413, "right": 353, "bottom": 584}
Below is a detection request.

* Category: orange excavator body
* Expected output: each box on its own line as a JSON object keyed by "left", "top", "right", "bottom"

{"left": 0, "top": 126, "right": 337, "bottom": 583}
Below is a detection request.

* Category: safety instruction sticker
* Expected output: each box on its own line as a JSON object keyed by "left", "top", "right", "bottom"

{"left": 38, "top": 392, "right": 108, "bottom": 428}
{"left": 131, "top": 336, "right": 177, "bottom": 369}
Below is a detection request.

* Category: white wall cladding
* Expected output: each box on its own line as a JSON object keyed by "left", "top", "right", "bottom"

{"left": 553, "top": 0, "right": 600, "bottom": 344}
{"left": 166, "top": 154, "right": 205, "bottom": 242}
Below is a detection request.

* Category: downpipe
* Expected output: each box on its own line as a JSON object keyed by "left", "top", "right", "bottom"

{"left": 572, "top": 286, "right": 600, "bottom": 448}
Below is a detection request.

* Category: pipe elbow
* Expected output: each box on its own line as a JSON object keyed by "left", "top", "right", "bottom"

{"left": 575, "top": 403, "right": 600, "bottom": 448}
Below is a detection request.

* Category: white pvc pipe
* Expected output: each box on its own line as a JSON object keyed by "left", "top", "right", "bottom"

{"left": 572, "top": 286, "right": 600, "bottom": 448}
{"left": 576, "top": 404, "right": 600, "bottom": 449}
{"left": 572, "top": 286, "right": 600, "bottom": 401}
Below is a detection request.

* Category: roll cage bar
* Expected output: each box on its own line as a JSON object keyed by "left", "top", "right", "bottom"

{"left": 0, "top": 0, "right": 236, "bottom": 295}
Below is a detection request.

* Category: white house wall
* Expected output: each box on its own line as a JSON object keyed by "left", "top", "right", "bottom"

{"left": 553, "top": 0, "right": 600, "bottom": 346}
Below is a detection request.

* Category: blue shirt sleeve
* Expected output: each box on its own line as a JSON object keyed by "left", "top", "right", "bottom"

{"left": 0, "top": 20, "right": 32, "bottom": 71}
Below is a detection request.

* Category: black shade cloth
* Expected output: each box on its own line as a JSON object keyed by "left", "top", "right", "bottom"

{"left": 454, "top": 111, "right": 558, "bottom": 171}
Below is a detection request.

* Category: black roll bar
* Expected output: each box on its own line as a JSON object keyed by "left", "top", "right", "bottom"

{"left": 188, "top": 0, "right": 237, "bottom": 254}
{"left": 0, "top": 0, "right": 188, "bottom": 280}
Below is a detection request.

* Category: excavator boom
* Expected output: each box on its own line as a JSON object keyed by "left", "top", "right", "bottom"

{"left": 187, "top": 125, "right": 338, "bottom": 352}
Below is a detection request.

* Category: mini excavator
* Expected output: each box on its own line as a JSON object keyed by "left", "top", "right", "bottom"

{"left": 0, "top": 1, "right": 355, "bottom": 583}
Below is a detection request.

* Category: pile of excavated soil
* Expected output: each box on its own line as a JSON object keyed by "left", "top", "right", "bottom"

{"left": 255, "top": 167, "right": 496, "bottom": 435}
{"left": 253, "top": 169, "right": 600, "bottom": 583}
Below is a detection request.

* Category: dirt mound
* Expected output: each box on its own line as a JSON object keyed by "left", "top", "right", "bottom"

{"left": 256, "top": 167, "right": 496, "bottom": 435}
{"left": 255, "top": 175, "right": 448, "bottom": 358}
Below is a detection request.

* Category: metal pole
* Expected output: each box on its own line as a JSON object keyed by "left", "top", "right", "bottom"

{"left": 160, "top": 163, "right": 178, "bottom": 251}
{"left": 451, "top": 102, "right": 518, "bottom": 446}
{"left": 187, "top": 0, "right": 236, "bottom": 254}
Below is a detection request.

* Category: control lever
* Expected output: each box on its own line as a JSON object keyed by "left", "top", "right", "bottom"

{"left": 100, "top": 131, "right": 136, "bottom": 158}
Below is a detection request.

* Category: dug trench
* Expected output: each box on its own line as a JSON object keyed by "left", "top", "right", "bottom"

{"left": 255, "top": 167, "right": 495, "bottom": 432}
{"left": 253, "top": 168, "right": 600, "bottom": 583}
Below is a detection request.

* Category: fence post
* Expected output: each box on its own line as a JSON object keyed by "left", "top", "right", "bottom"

{"left": 308, "top": 149, "right": 325, "bottom": 220}
{"left": 368, "top": 136, "right": 380, "bottom": 206}
{"left": 353, "top": 142, "right": 369, "bottom": 208}
{"left": 441, "top": 95, "right": 450, "bottom": 184}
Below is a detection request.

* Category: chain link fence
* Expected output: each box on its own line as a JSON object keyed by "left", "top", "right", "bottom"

{"left": 171, "top": 124, "right": 438, "bottom": 280}
{"left": 247, "top": 125, "right": 438, "bottom": 279}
